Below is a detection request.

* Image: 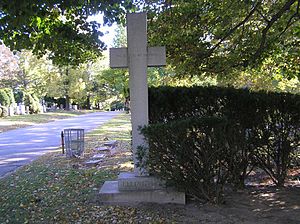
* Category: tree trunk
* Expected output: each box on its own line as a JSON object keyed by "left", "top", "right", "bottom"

{"left": 65, "top": 67, "right": 70, "bottom": 110}
{"left": 65, "top": 95, "right": 70, "bottom": 110}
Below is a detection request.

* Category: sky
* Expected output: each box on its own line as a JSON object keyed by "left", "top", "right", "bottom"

{"left": 87, "top": 13, "right": 118, "bottom": 48}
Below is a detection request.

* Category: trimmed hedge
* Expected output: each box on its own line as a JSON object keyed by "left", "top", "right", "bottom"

{"left": 149, "top": 86, "right": 300, "bottom": 125}
{"left": 143, "top": 86, "right": 300, "bottom": 197}
{"left": 139, "top": 117, "right": 230, "bottom": 203}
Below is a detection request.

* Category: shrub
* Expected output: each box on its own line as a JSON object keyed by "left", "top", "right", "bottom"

{"left": 0, "top": 106, "right": 8, "bottom": 117}
{"left": 4, "top": 88, "right": 15, "bottom": 106}
{"left": 249, "top": 94, "right": 300, "bottom": 186}
{"left": 148, "top": 86, "right": 300, "bottom": 187}
{"left": 0, "top": 89, "right": 10, "bottom": 106}
{"left": 24, "top": 93, "right": 41, "bottom": 114}
{"left": 139, "top": 117, "right": 231, "bottom": 203}
{"left": 14, "top": 90, "right": 24, "bottom": 104}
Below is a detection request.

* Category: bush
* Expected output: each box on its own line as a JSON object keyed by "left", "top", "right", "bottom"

{"left": 139, "top": 117, "right": 231, "bottom": 203}
{"left": 148, "top": 86, "right": 300, "bottom": 187}
{"left": 14, "top": 90, "right": 24, "bottom": 104}
{"left": 4, "top": 88, "right": 15, "bottom": 106}
{"left": 0, "top": 89, "right": 10, "bottom": 106}
{"left": 24, "top": 93, "right": 41, "bottom": 114}
{"left": 0, "top": 106, "right": 8, "bottom": 117}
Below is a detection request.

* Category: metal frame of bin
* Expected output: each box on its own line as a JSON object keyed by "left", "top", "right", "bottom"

{"left": 64, "top": 129, "right": 84, "bottom": 157}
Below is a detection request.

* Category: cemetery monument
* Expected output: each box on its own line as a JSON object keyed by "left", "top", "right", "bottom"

{"left": 98, "top": 13, "right": 185, "bottom": 204}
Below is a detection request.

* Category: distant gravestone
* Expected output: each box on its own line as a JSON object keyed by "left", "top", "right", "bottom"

{"left": 39, "top": 104, "right": 44, "bottom": 113}
{"left": 43, "top": 105, "right": 47, "bottom": 113}
{"left": 19, "top": 104, "right": 26, "bottom": 115}
{"left": 8, "top": 106, "right": 14, "bottom": 116}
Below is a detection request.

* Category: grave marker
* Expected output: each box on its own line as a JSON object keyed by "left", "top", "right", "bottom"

{"left": 110, "top": 13, "right": 166, "bottom": 176}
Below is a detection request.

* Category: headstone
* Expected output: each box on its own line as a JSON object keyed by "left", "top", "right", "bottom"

{"left": 110, "top": 13, "right": 166, "bottom": 176}
{"left": 39, "top": 104, "right": 44, "bottom": 113}
{"left": 60, "top": 104, "right": 64, "bottom": 110}
{"left": 92, "top": 154, "right": 106, "bottom": 159}
{"left": 18, "top": 104, "right": 26, "bottom": 115}
{"left": 104, "top": 140, "right": 117, "bottom": 148}
{"left": 99, "top": 13, "right": 185, "bottom": 205}
{"left": 85, "top": 160, "right": 102, "bottom": 167}
{"left": 43, "top": 105, "right": 47, "bottom": 113}
{"left": 8, "top": 106, "right": 14, "bottom": 116}
{"left": 95, "top": 147, "right": 110, "bottom": 152}
{"left": 73, "top": 105, "right": 78, "bottom": 110}
{"left": 14, "top": 106, "right": 18, "bottom": 115}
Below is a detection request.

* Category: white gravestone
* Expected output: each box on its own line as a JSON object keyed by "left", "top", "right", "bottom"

{"left": 8, "top": 106, "right": 14, "bottom": 116}
{"left": 19, "top": 104, "right": 26, "bottom": 115}
{"left": 110, "top": 13, "right": 166, "bottom": 176}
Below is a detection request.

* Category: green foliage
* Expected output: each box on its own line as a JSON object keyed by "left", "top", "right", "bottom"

{"left": 3, "top": 88, "right": 15, "bottom": 105}
{"left": 14, "top": 90, "right": 24, "bottom": 104}
{"left": 0, "top": 106, "right": 8, "bottom": 117}
{"left": 146, "top": 86, "right": 300, "bottom": 191}
{"left": 140, "top": 117, "right": 230, "bottom": 203}
{"left": 147, "top": 0, "right": 299, "bottom": 79}
{"left": 0, "top": 1, "right": 137, "bottom": 67}
{"left": 24, "top": 93, "right": 41, "bottom": 114}
{"left": 0, "top": 89, "right": 10, "bottom": 106}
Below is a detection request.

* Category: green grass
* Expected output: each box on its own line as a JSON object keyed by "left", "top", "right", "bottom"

{"left": 0, "top": 113, "right": 156, "bottom": 223}
{"left": 0, "top": 110, "right": 96, "bottom": 133}
{"left": 0, "top": 114, "right": 178, "bottom": 223}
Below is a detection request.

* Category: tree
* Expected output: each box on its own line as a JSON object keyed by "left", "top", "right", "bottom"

{"left": 146, "top": 0, "right": 300, "bottom": 79}
{"left": 0, "top": 44, "right": 19, "bottom": 87}
{"left": 0, "top": 1, "right": 136, "bottom": 66}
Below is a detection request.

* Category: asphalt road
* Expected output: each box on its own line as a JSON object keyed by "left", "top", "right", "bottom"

{"left": 0, "top": 111, "right": 121, "bottom": 178}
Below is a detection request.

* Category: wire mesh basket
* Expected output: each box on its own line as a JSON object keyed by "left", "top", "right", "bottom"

{"left": 64, "top": 129, "right": 84, "bottom": 157}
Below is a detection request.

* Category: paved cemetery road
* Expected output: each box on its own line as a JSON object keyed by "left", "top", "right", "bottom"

{"left": 0, "top": 111, "right": 121, "bottom": 178}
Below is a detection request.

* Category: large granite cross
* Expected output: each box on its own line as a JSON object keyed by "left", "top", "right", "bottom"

{"left": 110, "top": 13, "right": 166, "bottom": 176}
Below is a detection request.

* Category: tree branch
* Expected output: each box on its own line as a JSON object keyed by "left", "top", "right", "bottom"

{"left": 279, "top": 0, "right": 300, "bottom": 37}
{"left": 209, "top": 2, "right": 261, "bottom": 54}
{"left": 253, "top": 0, "right": 297, "bottom": 60}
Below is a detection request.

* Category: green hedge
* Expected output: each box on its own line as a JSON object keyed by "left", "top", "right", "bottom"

{"left": 149, "top": 86, "right": 300, "bottom": 126}
{"left": 139, "top": 117, "right": 230, "bottom": 203}
{"left": 143, "top": 86, "right": 300, "bottom": 199}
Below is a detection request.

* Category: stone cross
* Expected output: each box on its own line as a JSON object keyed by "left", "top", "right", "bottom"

{"left": 110, "top": 13, "right": 166, "bottom": 176}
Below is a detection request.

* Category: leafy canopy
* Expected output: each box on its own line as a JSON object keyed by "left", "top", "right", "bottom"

{"left": 0, "top": 0, "right": 136, "bottom": 66}
{"left": 146, "top": 0, "right": 300, "bottom": 79}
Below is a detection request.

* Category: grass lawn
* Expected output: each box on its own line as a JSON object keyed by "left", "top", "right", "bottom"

{"left": 0, "top": 113, "right": 178, "bottom": 223}
{"left": 0, "top": 110, "right": 96, "bottom": 133}
{"left": 1, "top": 113, "right": 299, "bottom": 223}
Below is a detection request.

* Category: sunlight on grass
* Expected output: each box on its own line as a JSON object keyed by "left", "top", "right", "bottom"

{"left": 0, "top": 113, "right": 134, "bottom": 223}
{"left": 0, "top": 110, "right": 97, "bottom": 133}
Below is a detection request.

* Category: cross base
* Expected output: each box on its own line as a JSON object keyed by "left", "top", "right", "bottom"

{"left": 98, "top": 172, "right": 185, "bottom": 205}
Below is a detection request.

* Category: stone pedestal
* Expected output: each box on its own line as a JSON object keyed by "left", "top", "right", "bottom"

{"left": 98, "top": 172, "right": 185, "bottom": 204}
